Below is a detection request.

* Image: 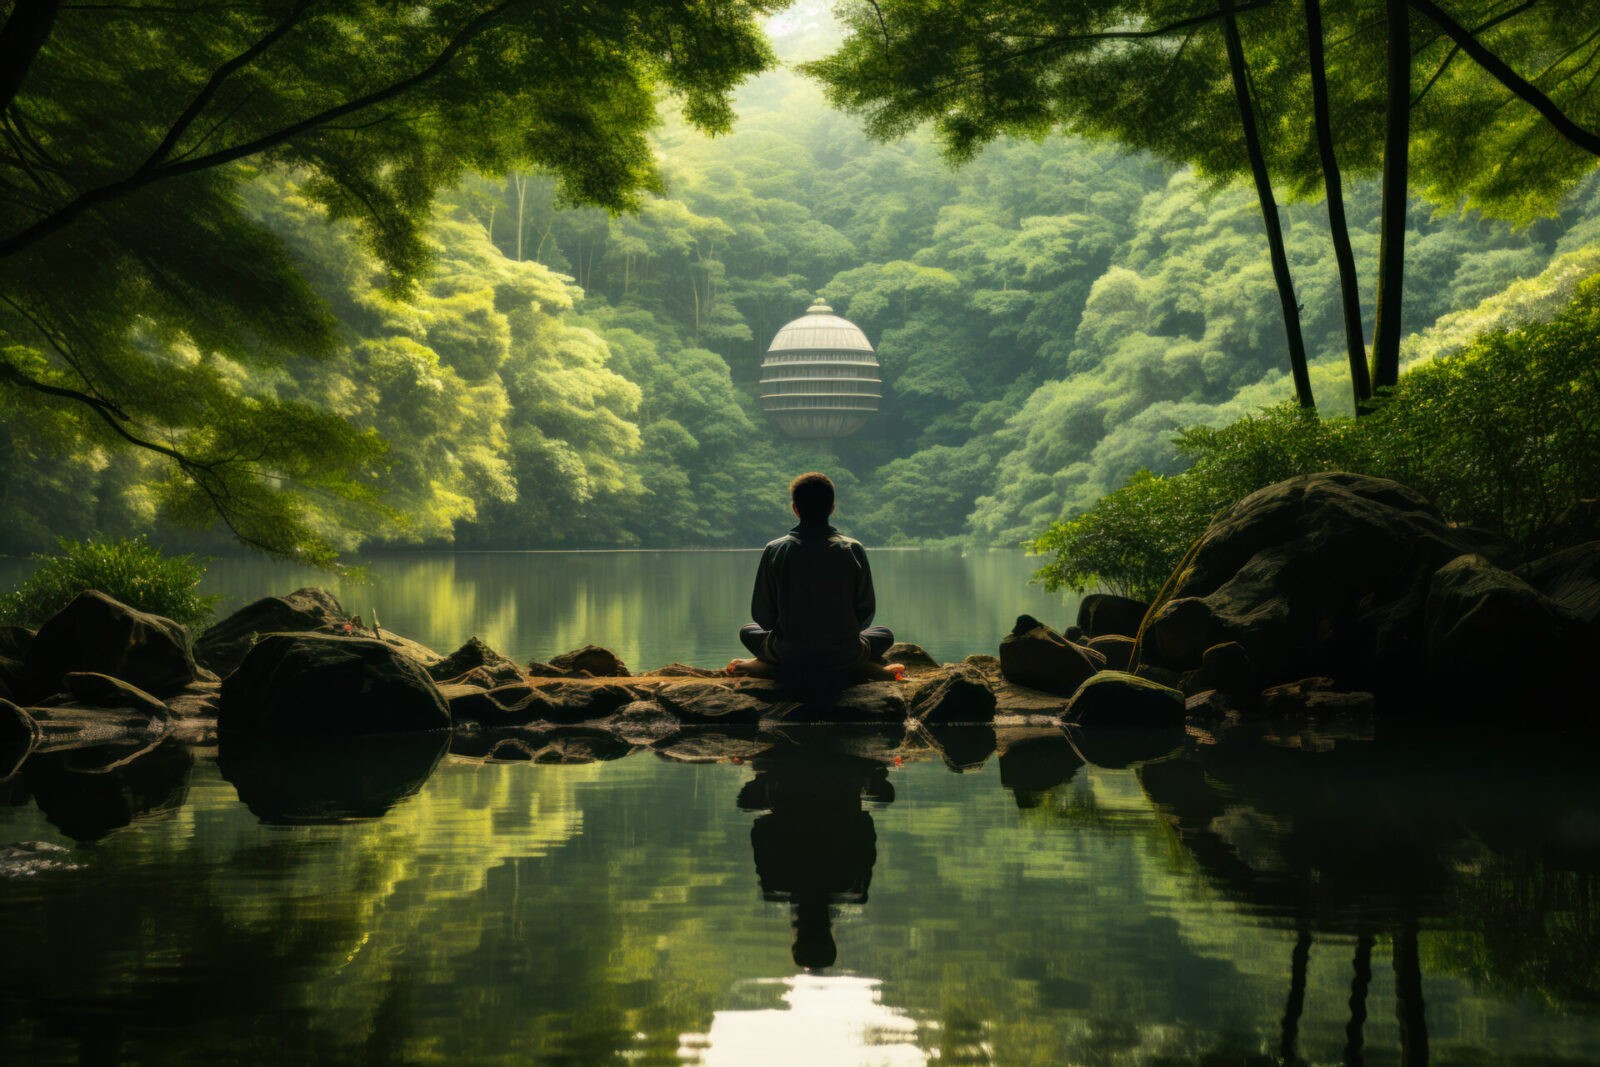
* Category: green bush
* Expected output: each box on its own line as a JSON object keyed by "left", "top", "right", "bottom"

{"left": 1030, "top": 275, "right": 1600, "bottom": 597}
{"left": 0, "top": 537, "right": 218, "bottom": 629}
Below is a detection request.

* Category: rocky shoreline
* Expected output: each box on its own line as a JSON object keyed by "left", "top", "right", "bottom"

{"left": 0, "top": 472, "right": 1596, "bottom": 822}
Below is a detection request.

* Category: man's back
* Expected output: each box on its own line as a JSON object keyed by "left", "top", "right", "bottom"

{"left": 752, "top": 521, "right": 875, "bottom": 668}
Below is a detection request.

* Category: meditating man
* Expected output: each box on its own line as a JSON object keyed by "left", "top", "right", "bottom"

{"left": 727, "top": 472, "right": 902, "bottom": 681}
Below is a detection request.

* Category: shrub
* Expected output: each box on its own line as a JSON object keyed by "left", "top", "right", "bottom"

{"left": 1030, "top": 274, "right": 1600, "bottom": 596}
{"left": 0, "top": 537, "right": 218, "bottom": 629}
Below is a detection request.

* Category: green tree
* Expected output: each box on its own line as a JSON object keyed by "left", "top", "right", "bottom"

{"left": 0, "top": 0, "right": 782, "bottom": 560}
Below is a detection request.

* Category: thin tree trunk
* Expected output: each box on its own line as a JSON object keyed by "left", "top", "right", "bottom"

{"left": 1393, "top": 919, "right": 1429, "bottom": 1066}
{"left": 1371, "top": 0, "right": 1411, "bottom": 391}
{"left": 1280, "top": 922, "right": 1313, "bottom": 1066}
{"left": 1221, "top": 0, "right": 1316, "bottom": 409}
{"left": 1306, "top": 0, "right": 1373, "bottom": 411}
{"left": 1345, "top": 928, "right": 1373, "bottom": 1066}
{"left": 513, "top": 173, "right": 527, "bottom": 262}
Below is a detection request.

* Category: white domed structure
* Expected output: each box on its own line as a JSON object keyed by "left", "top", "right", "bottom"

{"left": 758, "top": 300, "right": 882, "bottom": 438}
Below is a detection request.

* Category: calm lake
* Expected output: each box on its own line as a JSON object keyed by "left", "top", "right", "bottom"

{"left": 3, "top": 550, "right": 1599, "bottom": 1065}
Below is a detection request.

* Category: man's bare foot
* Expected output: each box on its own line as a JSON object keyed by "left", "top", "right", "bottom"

{"left": 726, "top": 657, "right": 774, "bottom": 677}
{"left": 859, "top": 661, "right": 905, "bottom": 682}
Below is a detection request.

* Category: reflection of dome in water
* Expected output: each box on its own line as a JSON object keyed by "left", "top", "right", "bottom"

{"left": 759, "top": 300, "right": 882, "bottom": 438}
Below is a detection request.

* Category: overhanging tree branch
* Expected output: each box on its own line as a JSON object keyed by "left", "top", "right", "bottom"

{"left": 0, "top": 0, "right": 523, "bottom": 261}
{"left": 1409, "top": 0, "right": 1600, "bottom": 155}
{"left": 137, "top": 0, "right": 312, "bottom": 176}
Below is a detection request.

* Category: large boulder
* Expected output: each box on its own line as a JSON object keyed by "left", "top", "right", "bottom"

{"left": 194, "top": 587, "right": 347, "bottom": 676}
{"left": 906, "top": 665, "right": 996, "bottom": 726}
{"left": 1425, "top": 554, "right": 1595, "bottom": 708}
{"left": 1077, "top": 594, "right": 1150, "bottom": 639}
{"left": 1068, "top": 671, "right": 1185, "bottom": 728}
{"left": 1140, "top": 473, "right": 1480, "bottom": 691}
{"left": 999, "top": 615, "right": 1105, "bottom": 696}
{"left": 20, "top": 591, "right": 199, "bottom": 701}
{"left": 886, "top": 642, "right": 940, "bottom": 673}
{"left": 427, "top": 636, "right": 520, "bottom": 684}
{"left": 1517, "top": 541, "right": 1600, "bottom": 626}
{"left": 219, "top": 633, "right": 449, "bottom": 737}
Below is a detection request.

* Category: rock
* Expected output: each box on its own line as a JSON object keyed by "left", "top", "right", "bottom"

{"left": 219, "top": 732, "right": 446, "bottom": 823}
{"left": 1260, "top": 678, "right": 1375, "bottom": 717}
{"left": 547, "top": 645, "right": 629, "bottom": 678}
{"left": 193, "top": 587, "right": 347, "bottom": 676}
{"left": 991, "top": 682, "right": 1072, "bottom": 717}
{"left": 60, "top": 672, "right": 172, "bottom": 721}
{"left": 220, "top": 633, "right": 449, "bottom": 737}
{"left": 1077, "top": 594, "right": 1150, "bottom": 639}
{"left": 599, "top": 701, "right": 681, "bottom": 745}
{"left": 1068, "top": 671, "right": 1184, "bottom": 728}
{"left": 1085, "top": 634, "right": 1136, "bottom": 672}
{"left": 1516, "top": 541, "right": 1600, "bottom": 626}
{"left": 1065, "top": 724, "right": 1186, "bottom": 769}
{"left": 1134, "top": 663, "right": 1185, "bottom": 690}
{"left": 818, "top": 681, "right": 907, "bottom": 721}
{"left": 999, "top": 615, "right": 1105, "bottom": 696}
{"left": 19, "top": 591, "right": 199, "bottom": 701}
{"left": 163, "top": 681, "right": 222, "bottom": 720}
{"left": 445, "top": 681, "right": 633, "bottom": 726}
{"left": 654, "top": 681, "right": 767, "bottom": 725}
{"left": 439, "top": 664, "right": 522, "bottom": 690}
{"left": 427, "top": 636, "right": 517, "bottom": 683}
{"left": 472, "top": 728, "right": 634, "bottom": 765}
{"left": 886, "top": 642, "right": 940, "bottom": 672}
{"left": 906, "top": 665, "right": 996, "bottom": 726}
{"left": 961, "top": 654, "right": 1002, "bottom": 679}
{"left": 0, "top": 698, "right": 41, "bottom": 780}
{"left": 525, "top": 660, "right": 568, "bottom": 678}
{"left": 1184, "top": 689, "right": 1238, "bottom": 719}
{"left": 653, "top": 731, "right": 769, "bottom": 764}
{"left": 1064, "top": 625, "right": 1085, "bottom": 642}
{"left": 643, "top": 663, "right": 723, "bottom": 678}
{"left": 1199, "top": 642, "right": 1254, "bottom": 694}
{"left": 25, "top": 739, "right": 192, "bottom": 841}
{"left": 998, "top": 733, "right": 1083, "bottom": 807}
{"left": 1424, "top": 553, "right": 1593, "bottom": 706}
{"left": 0, "top": 626, "right": 32, "bottom": 659}
{"left": 1141, "top": 473, "right": 1481, "bottom": 691}
{"left": 925, "top": 724, "right": 996, "bottom": 772}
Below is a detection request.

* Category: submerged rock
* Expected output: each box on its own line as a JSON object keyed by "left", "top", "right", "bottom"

{"left": 999, "top": 615, "right": 1105, "bottom": 696}
{"left": 220, "top": 633, "right": 449, "bottom": 737}
{"left": 20, "top": 591, "right": 199, "bottom": 701}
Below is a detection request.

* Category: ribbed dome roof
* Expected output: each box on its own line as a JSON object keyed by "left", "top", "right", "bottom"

{"left": 766, "top": 301, "right": 875, "bottom": 354}
{"left": 759, "top": 300, "right": 881, "bottom": 440}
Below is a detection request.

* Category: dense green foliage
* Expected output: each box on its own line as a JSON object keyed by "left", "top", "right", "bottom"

{"left": 0, "top": 536, "right": 216, "bottom": 628}
{"left": 1033, "top": 274, "right": 1600, "bottom": 597}
{"left": 3, "top": 3, "right": 1599, "bottom": 560}
{"left": 0, "top": 0, "right": 781, "bottom": 561}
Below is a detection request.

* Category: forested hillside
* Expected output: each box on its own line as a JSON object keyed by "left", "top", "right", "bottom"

{"left": 4, "top": 4, "right": 1597, "bottom": 555}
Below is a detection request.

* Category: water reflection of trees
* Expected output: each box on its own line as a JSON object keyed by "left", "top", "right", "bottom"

{"left": 1134, "top": 728, "right": 1600, "bottom": 1066}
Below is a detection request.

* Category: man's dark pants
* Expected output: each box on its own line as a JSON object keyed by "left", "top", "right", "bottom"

{"left": 739, "top": 624, "right": 895, "bottom": 665}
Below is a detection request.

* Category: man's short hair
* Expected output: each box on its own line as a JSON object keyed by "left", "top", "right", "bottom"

{"left": 789, "top": 472, "right": 835, "bottom": 522}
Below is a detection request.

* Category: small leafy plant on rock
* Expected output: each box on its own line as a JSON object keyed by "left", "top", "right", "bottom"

{"left": 0, "top": 537, "right": 217, "bottom": 629}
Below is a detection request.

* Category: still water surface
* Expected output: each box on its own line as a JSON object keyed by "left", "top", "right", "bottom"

{"left": 2, "top": 551, "right": 1599, "bottom": 1065}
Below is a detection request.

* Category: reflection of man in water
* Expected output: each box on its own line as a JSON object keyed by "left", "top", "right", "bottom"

{"left": 727, "top": 472, "right": 902, "bottom": 681}
{"left": 739, "top": 751, "right": 892, "bottom": 970}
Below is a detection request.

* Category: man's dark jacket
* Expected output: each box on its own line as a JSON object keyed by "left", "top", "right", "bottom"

{"left": 751, "top": 520, "right": 876, "bottom": 669}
